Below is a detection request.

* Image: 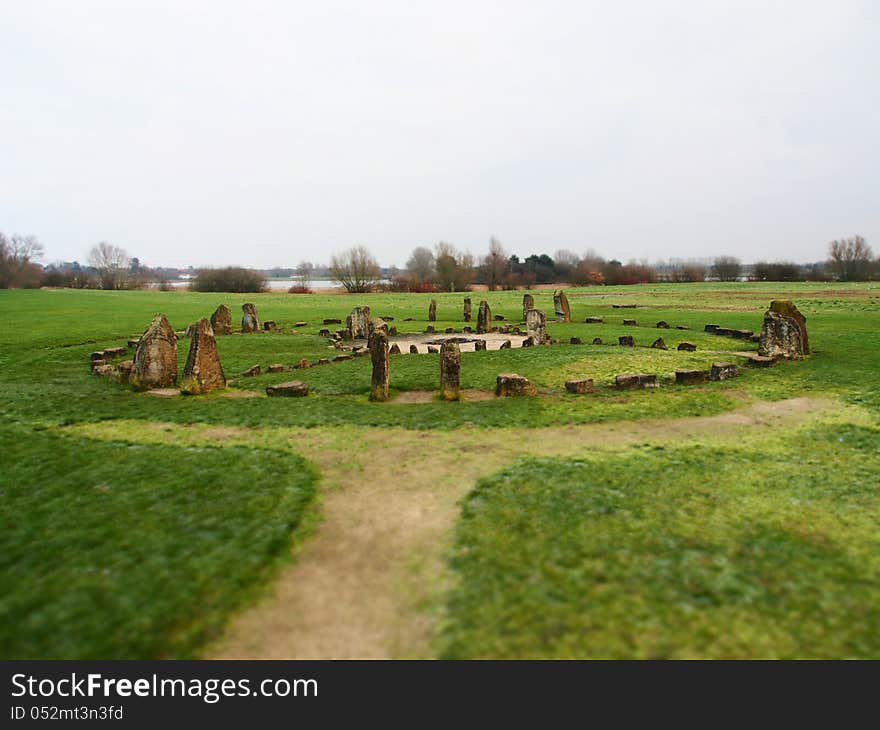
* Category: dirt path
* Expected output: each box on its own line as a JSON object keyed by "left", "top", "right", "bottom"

{"left": 206, "top": 396, "right": 837, "bottom": 659}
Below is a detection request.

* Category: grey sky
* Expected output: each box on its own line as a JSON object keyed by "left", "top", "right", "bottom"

{"left": 2, "top": 1, "right": 877, "bottom": 268}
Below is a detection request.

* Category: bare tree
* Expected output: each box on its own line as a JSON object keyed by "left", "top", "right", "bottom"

{"left": 88, "top": 242, "right": 131, "bottom": 290}
{"left": 406, "top": 246, "right": 436, "bottom": 284}
{"left": 329, "top": 245, "right": 381, "bottom": 293}
{"left": 483, "top": 237, "right": 509, "bottom": 291}
{"left": 296, "top": 260, "right": 314, "bottom": 286}
{"left": 0, "top": 233, "right": 45, "bottom": 288}
{"left": 711, "top": 256, "right": 741, "bottom": 282}
{"left": 828, "top": 235, "right": 873, "bottom": 281}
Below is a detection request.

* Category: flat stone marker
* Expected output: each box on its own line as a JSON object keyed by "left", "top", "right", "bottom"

{"left": 323, "top": 318, "right": 342, "bottom": 325}
{"left": 623, "top": 319, "right": 637, "bottom": 326}
{"left": 495, "top": 373, "right": 537, "bottom": 396}
{"left": 262, "top": 320, "right": 277, "bottom": 332}
{"left": 677, "top": 342, "right": 697, "bottom": 351}
{"left": 103, "top": 346, "right": 128, "bottom": 358}
{"left": 266, "top": 381, "right": 309, "bottom": 397}
{"left": 585, "top": 316, "right": 604, "bottom": 324}
{"left": 675, "top": 369, "right": 708, "bottom": 385}
{"left": 565, "top": 378, "right": 594, "bottom": 394}
{"left": 746, "top": 355, "right": 776, "bottom": 367}
{"left": 333, "top": 354, "right": 353, "bottom": 362}
{"left": 710, "top": 362, "right": 738, "bottom": 381}
{"left": 656, "top": 321, "right": 670, "bottom": 328}
{"left": 704, "top": 324, "right": 719, "bottom": 333}
{"left": 615, "top": 373, "right": 658, "bottom": 390}
{"left": 180, "top": 318, "right": 227, "bottom": 394}
{"left": 618, "top": 335, "right": 635, "bottom": 347}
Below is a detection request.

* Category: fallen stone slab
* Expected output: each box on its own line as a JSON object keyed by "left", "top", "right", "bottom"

{"left": 267, "top": 363, "right": 286, "bottom": 372}
{"left": 294, "top": 321, "right": 308, "bottom": 327}
{"left": 266, "top": 381, "right": 309, "bottom": 397}
{"left": 612, "top": 304, "right": 638, "bottom": 309}
{"left": 675, "top": 369, "right": 709, "bottom": 385}
{"left": 317, "top": 358, "right": 330, "bottom": 365}
{"left": 242, "top": 364, "right": 261, "bottom": 377}
{"left": 677, "top": 341, "right": 697, "bottom": 351}
{"left": 495, "top": 373, "right": 538, "bottom": 396}
{"left": 704, "top": 324, "right": 719, "bottom": 333}
{"left": 323, "top": 318, "right": 342, "bottom": 325}
{"left": 676, "top": 325, "right": 690, "bottom": 330}
{"left": 656, "top": 321, "right": 670, "bottom": 329}
{"left": 333, "top": 354, "right": 353, "bottom": 362}
{"left": 746, "top": 355, "right": 776, "bottom": 367}
{"left": 565, "top": 378, "right": 594, "bottom": 394}
{"left": 623, "top": 319, "right": 637, "bottom": 326}
{"left": 103, "top": 346, "right": 128, "bottom": 359}
{"left": 615, "top": 373, "right": 658, "bottom": 390}
{"left": 584, "top": 316, "right": 604, "bottom": 324}
{"left": 710, "top": 362, "right": 738, "bottom": 381}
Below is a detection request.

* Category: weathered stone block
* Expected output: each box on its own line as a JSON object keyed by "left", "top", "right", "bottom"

{"left": 131, "top": 314, "right": 178, "bottom": 391}
{"left": 565, "top": 378, "right": 594, "bottom": 394}
{"left": 241, "top": 303, "right": 260, "bottom": 332}
{"left": 710, "top": 362, "right": 738, "bottom": 381}
{"left": 266, "top": 381, "right": 309, "bottom": 397}
{"left": 677, "top": 342, "right": 697, "bottom": 351}
{"left": 180, "top": 318, "right": 227, "bottom": 394}
{"left": 495, "top": 373, "right": 537, "bottom": 396}
{"left": 210, "top": 304, "right": 233, "bottom": 335}
{"left": 675, "top": 369, "right": 708, "bottom": 385}
{"left": 618, "top": 335, "right": 635, "bottom": 347}
{"left": 615, "top": 373, "right": 657, "bottom": 389}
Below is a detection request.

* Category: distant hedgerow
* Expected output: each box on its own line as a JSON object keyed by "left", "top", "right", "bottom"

{"left": 190, "top": 267, "right": 266, "bottom": 293}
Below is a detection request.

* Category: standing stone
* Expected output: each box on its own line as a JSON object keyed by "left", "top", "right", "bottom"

{"left": 369, "top": 327, "right": 389, "bottom": 401}
{"left": 439, "top": 341, "right": 461, "bottom": 401}
{"left": 521, "top": 337, "right": 534, "bottom": 347}
{"left": 241, "top": 303, "right": 260, "bottom": 332}
{"left": 179, "top": 318, "right": 226, "bottom": 394}
{"left": 184, "top": 323, "right": 197, "bottom": 338}
{"left": 477, "top": 300, "right": 491, "bottom": 334}
{"left": 368, "top": 317, "right": 388, "bottom": 348}
{"left": 463, "top": 298, "right": 472, "bottom": 322}
{"left": 474, "top": 339, "right": 487, "bottom": 351}
{"left": 592, "top": 337, "right": 603, "bottom": 345}
{"left": 759, "top": 300, "right": 809, "bottom": 360}
{"left": 428, "top": 299, "right": 437, "bottom": 322}
{"left": 390, "top": 343, "right": 401, "bottom": 355}
{"left": 499, "top": 340, "right": 511, "bottom": 349}
{"left": 131, "top": 314, "right": 178, "bottom": 390}
{"left": 525, "top": 309, "right": 547, "bottom": 345}
{"left": 347, "top": 305, "right": 372, "bottom": 339}
{"left": 522, "top": 293, "right": 534, "bottom": 321}
{"left": 210, "top": 304, "right": 232, "bottom": 335}
{"left": 553, "top": 289, "right": 571, "bottom": 322}
{"left": 410, "top": 344, "right": 419, "bottom": 354}
{"left": 651, "top": 337, "right": 668, "bottom": 350}
{"left": 618, "top": 335, "right": 635, "bottom": 347}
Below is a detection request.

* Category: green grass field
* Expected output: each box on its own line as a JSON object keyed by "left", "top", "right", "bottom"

{"left": 1, "top": 282, "right": 878, "bottom": 658}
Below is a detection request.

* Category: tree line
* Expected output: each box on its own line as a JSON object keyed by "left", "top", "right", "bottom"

{"left": 1, "top": 233, "right": 876, "bottom": 291}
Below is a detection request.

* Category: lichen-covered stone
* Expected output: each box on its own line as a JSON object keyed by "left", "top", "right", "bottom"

{"left": 495, "top": 373, "right": 537, "bottom": 396}
{"left": 90, "top": 358, "right": 106, "bottom": 372}
{"left": 615, "top": 373, "right": 657, "bottom": 389}
{"left": 759, "top": 301, "right": 809, "bottom": 360}
{"left": 346, "top": 305, "right": 371, "bottom": 339}
{"left": 675, "top": 369, "right": 708, "bottom": 385}
{"left": 525, "top": 309, "right": 547, "bottom": 345}
{"left": 179, "top": 319, "right": 226, "bottom": 394}
{"left": 477, "top": 300, "right": 491, "bottom": 334}
{"left": 241, "top": 303, "right": 260, "bottom": 332}
{"left": 710, "top": 362, "right": 738, "bottom": 381}
{"left": 440, "top": 340, "right": 461, "bottom": 401}
{"left": 369, "top": 326, "right": 389, "bottom": 401}
{"left": 368, "top": 317, "right": 388, "bottom": 349}
{"left": 651, "top": 337, "right": 668, "bottom": 350}
{"left": 131, "top": 314, "right": 178, "bottom": 391}
{"left": 184, "top": 323, "right": 197, "bottom": 338}
{"left": 210, "top": 304, "right": 232, "bottom": 335}
{"left": 428, "top": 299, "right": 437, "bottom": 322}
{"left": 93, "top": 364, "right": 114, "bottom": 377}
{"left": 113, "top": 360, "right": 134, "bottom": 384}
{"left": 553, "top": 289, "right": 571, "bottom": 322}
{"left": 618, "top": 335, "right": 635, "bottom": 347}
{"left": 522, "top": 293, "right": 534, "bottom": 321}
{"left": 565, "top": 378, "right": 593, "bottom": 394}
{"left": 266, "top": 381, "right": 309, "bottom": 397}
{"left": 677, "top": 342, "right": 697, "bottom": 351}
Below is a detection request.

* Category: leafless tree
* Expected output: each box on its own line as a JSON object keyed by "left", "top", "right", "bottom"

{"left": 711, "top": 256, "right": 741, "bottom": 282}
{"left": 828, "top": 235, "right": 873, "bottom": 281}
{"left": 435, "top": 242, "right": 474, "bottom": 292}
{"left": 88, "top": 241, "right": 131, "bottom": 290}
{"left": 296, "top": 260, "right": 314, "bottom": 286}
{"left": 406, "top": 246, "right": 436, "bottom": 284}
{"left": 483, "top": 237, "right": 509, "bottom": 291}
{"left": 0, "top": 233, "right": 45, "bottom": 288}
{"left": 329, "top": 245, "right": 381, "bottom": 293}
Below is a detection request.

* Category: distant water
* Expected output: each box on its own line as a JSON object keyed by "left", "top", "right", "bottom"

{"left": 165, "top": 279, "right": 339, "bottom": 291}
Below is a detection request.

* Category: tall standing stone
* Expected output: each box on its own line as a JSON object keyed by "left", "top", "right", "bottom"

{"left": 522, "top": 293, "right": 534, "bottom": 321}
{"left": 346, "top": 305, "right": 371, "bottom": 339}
{"left": 179, "top": 318, "right": 226, "bottom": 394}
{"left": 463, "top": 297, "right": 472, "bottom": 322}
{"left": 759, "top": 300, "right": 809, "bottom": 360}
{"left": 241, "top": 303, "right": 260, "bottom": 332}
{"left": 210, "top": 304, "right": 232, "bottom": 335}
{"left": 428, "top": 299, "right": 437, "bottom": 322}
{"left": 525, "top": 309, "right": 547, "bottom": 345}
{"left": 439, "top": 340, "right": 461, "bottom": 401}
{"left": 131, "top": 314, "right": 178, "bottom": 390}
{"left": 367, "top": 317, "right": 388, "bottom": 348}
{"left": 369, "top": 325, "right": 389, "bottom": 401}
{"left": 553, "top": 289, "right": 571, "bottom": 322}
{"left": 477, "top": 300, "right": 491, "bottom": 334}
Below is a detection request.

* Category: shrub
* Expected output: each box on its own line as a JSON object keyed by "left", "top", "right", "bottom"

{"left": 191, "top": 267, "right": 266, "bottom": 293}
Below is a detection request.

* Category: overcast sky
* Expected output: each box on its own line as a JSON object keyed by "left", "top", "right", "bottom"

{"left": 2, "top": 1, "right": 877, "bottom": 268}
